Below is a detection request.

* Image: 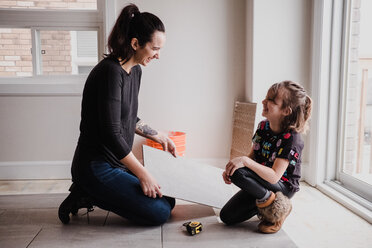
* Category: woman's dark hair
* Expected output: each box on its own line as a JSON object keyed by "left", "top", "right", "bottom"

{"left": 106, "top": 4, "right": 165, "bottom": 64}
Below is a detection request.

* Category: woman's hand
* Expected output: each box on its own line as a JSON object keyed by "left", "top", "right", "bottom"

{"left": 222, "top": 171, "right": 232, "bottom": 184}
{"left": 135, "top": 120, "right": 177, "bottom": 157}
{"left": 138, "top": 171, "right": 163, "bottom": 198}
{"left": 120, "top": 152, "right": 163, "bottom": 198}
{"left": 153, "top": 133, "right": 177, "bottom": 157}
{"left": 225, "top": 156, "right": 249, "bottom": 177}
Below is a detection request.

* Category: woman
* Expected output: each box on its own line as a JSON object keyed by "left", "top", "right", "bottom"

{"left": 58, "top": 3, "right": 176, "bottom": 226}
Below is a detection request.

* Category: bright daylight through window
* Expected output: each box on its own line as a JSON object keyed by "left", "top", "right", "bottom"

{"left": 0, "top": 0, "right": 98, "bottom": 77}
{"left": 340, "top": 0, "right": 372, "bottom": 201}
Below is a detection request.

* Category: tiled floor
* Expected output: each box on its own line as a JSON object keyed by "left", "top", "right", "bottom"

{"left": 0, "top": 180, "right": 371, "bottom": 248}
{"left": 0, "top": 193, "right": 295, "bottom": 248}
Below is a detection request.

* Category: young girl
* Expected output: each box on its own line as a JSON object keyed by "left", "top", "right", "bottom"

{"left": 220, "top": 80, "right": 312, "bottom": 233}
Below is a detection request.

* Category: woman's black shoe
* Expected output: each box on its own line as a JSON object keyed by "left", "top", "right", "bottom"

{"left": 58, "top": 183, "right": 94, "bottom": 224}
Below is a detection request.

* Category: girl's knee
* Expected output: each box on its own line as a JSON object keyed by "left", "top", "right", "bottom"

{"left": 230, "top": 167, "right": 247, "bottom": 184}
{"left": 219, "top": 208, "right": 229, "bottom": 225}
{"left": 219, "top": 206, "right": 234, "bottom": 225}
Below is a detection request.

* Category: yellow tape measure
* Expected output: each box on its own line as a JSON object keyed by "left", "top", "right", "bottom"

{"left": 183, "top": 221, "right": 203, "bottom": 235}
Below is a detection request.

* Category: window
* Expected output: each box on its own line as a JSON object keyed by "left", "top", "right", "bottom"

{"left": 0, "top": 0, "right": 97, "bottom": 10}
{"left": 0, "top": 0, "right": 104, "bottom": 91}
{"left": 338, "top": 0, "right": 372, "bottom": 202}
{"left": 0, "top": 28, "right": 32, "bottom": 77}
{"left": 310, "top": 0, "right": 372, "bottom": 222}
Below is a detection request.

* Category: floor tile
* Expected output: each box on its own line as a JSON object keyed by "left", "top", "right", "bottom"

{"left": 165, "top": 220, "right": 297, "bottom": 248}
{"left": 0, "top": 208, "right": 109, "bottom": 226}
{"left": 284, "top": 183, "right": 372, "bottom": 248}
{"left": 1, "top": 181, "right": 371, "bottom": 247}
{"left": 28, "top": 224, "right": 161, "bottom": 248}
{"left": 0, "top": 180, "right": 70, "bottom": 195}
{"left": 162, "top": 204, "right": 297, "bottom": 248}
{"left": 0, "top": 225, "right": 41, "bottom": 248}
{"left": 104, "top": 211, "right": 132, "bottom": 226}
{"left": 168, "top": 204, "right": 216, "bottom": 223}
{"left": 0, "top": 193, "right": 66, "bottom": 209}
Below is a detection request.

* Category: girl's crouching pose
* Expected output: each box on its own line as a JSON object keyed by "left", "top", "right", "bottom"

{"left": 221, "top": 81, "right": 312, "bottom": 233}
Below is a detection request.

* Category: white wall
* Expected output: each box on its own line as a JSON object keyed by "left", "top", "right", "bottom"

{"left": 0, "top": 96, "right": 81, "bottom": 178}
{"left": 246, "top": 0, "right": 312, "bottom": 165}
{"left": 0, "top": 96, "right": 80, "bottom": 161}
{"left": 0, "top": 0, "right": 247, "bottom": 178}
{"left": 248, "top": 0, "right": 312, "bottom": 119}
{"left": 0, "top": 0, "right": 312, "bottom": 179}
{"left": 116, "top": 0, "right": 247, "bottom": 160}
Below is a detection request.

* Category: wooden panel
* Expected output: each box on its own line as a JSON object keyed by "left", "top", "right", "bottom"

{"left": 230, "top": 101, "right": 257, "bottom": 159}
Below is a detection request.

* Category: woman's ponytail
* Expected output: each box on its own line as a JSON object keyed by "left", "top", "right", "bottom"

{"left": 106, "top": 4, "right": 165, "bottom": 64}
{"left": 107, "top": 4, "right": 140, "bottom": 63}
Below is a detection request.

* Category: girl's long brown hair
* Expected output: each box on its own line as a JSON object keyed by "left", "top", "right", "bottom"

{"left": 268, "top": 81, "right": 312, "bottom": 133}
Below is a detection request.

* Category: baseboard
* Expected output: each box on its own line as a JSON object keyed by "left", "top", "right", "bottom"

{"left": 300, "top": 162, "right": 310, "bottom": 183}
{"left": 0, "top": 161, "right": 71, "bottom": 180}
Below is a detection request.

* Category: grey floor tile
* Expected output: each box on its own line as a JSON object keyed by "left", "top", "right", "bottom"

{"left": 163, "top": 204, "right": 297, "bottom": 248}
{"left": 0, "top": 207, "right": 109, "bottom": 226}
{"left": 104, "top": 211, "right": 135, "bottom": 226}
{"left": 0, "top": 194, "right": 297, "bottom": 248}
{"left": 168, "top": 204, "right": 216, "bottom": 223}
{"left": 0, "top": 225, "right": 41, "bottom": 248}
{"left": 0, "top": 209, "right": 60, "bottom": 226}
{"left": 28, "top": 225, "right": 161, "bottom": 248}
{"left": 0, "top": 194, "right": 66, "bottom": 209}
{"left": 68, "top": 208, "right": 109, "bottom": 226}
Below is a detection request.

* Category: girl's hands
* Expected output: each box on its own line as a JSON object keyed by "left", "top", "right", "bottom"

{"left": 153, "top": 133, "right": 177, "bottom": 157}
{"left": 225, "top": 156, "right": 249, "bottom": 177}
{"left": 138, "top": 172, "right": 163, "bottom": 198}
{"left": 222, "top": 171, "right": 232, "bottom": 184}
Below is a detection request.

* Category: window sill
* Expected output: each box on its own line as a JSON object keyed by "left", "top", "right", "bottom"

{"left": 317, "top": 181, "right": 372, "bottom": 224}
{"left": 0, "top": 75, "right": 86, "bottom": 96}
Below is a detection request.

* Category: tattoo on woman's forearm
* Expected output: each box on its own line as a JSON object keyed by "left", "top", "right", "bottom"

{"left": 136, "top": 121, "right": 158, "bottom": 136}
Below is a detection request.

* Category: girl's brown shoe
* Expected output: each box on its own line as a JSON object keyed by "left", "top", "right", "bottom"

{"left": 256, "top": 191, "right": 292, "bottom": 234}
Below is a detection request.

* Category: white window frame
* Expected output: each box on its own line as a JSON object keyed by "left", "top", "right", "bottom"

{"left": 0, "top": 0, "right": 113, "bottom": 96}
{"left": 309, "top": 0, "right": 372, "bottom": 223}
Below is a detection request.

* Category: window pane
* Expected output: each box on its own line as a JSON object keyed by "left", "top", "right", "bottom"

{"left": 343, "top": 0, "right": 372, "bottom": 186}
{"left": 40, "top": 30, "right": 97, "bottom": 75}
{"left": 0, "top": 28, "right": 32, "bottom": 77}
{"left": 0, "top": 0, "right": 97, "bottom": 10}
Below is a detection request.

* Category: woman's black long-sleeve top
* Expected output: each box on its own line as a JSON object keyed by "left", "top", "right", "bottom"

{"left": 72, "top": 57, "right": 141, "bottom": 180}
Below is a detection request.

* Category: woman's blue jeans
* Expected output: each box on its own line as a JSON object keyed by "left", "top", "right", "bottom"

{"left": 78, "top": 160, "right": 175, "bottom": 226}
